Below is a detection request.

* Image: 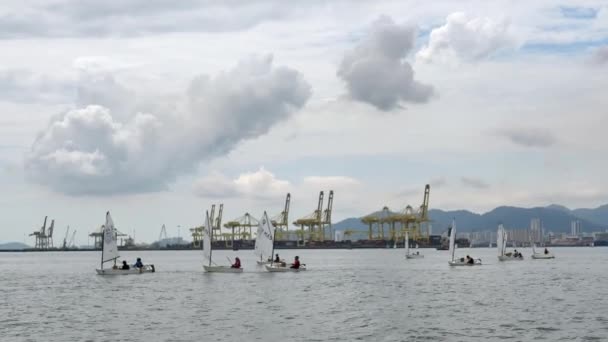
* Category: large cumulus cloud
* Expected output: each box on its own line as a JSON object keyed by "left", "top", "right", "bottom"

{"left": 25, "top": 55, "right": 311, "bottom": 195}
{"left": 337, "top": 16, "right": 434, "bottom": 111}
{"left": 417, "top": 12, "right": 515, "bottom": 63}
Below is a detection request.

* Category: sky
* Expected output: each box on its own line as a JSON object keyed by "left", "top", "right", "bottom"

{"left": 1, "top": 0, "right": 608, "bottom": 244}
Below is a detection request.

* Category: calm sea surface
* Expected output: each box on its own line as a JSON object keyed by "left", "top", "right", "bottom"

{"left": 1, "top": 247, "right": 608, "bottom": 341}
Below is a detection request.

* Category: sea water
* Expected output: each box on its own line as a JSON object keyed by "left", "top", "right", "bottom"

{"left": 1, "top": 248, "right": 607, "bottom": 341}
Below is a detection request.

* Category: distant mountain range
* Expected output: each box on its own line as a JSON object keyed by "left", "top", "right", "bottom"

{"left": 333, "top": 204, "right": 608, "bottom": 235}
{"left": 0, "top": 242, "right": 30, "bottom": 250}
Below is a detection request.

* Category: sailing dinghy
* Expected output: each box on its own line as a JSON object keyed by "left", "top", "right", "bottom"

{"left": 532, "top": 243, "right": 555, "bottom": 259}
{"left": 203, "top": 210, "right": 242, "bottom": 273}
{"left": 448, "top": 219, "right": 481, "bottom": 266}
{"left": 254, "top": 212, "right": 281, "bottom": 266}
{"left": 497, "top": 224, "right": 523, "bottom": 261}
{"left": 405, "top": 231, "right": 423, "bottom": 259}
{"left": 262, "top": 212, "right": 306, "bottom": 272}
{"left": 96, "top": 211, "right": 155, "bottom": 275}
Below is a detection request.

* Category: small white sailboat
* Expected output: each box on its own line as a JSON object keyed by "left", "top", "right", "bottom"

{"left": 263, "top": 212, "right": 306, "bottom": 272}
{"left": 497, "top": 224, "right": 523, "bottom": 261}
{"left": 96, "top": 211, "right": 155, "bottom": 275}
{"left": 448, "top": 219, "right": 481, "bottom": 266}
{"left": 531, "top": 243, "right": 555, "bottom": 259}
{"left": 405, "top": 231, "right": 423, "bottom": 259}
{"left": 255, "top": 211, "right": 279, "bottom": 265}
{"left": 203, "top": 210, "right": 243, "bottom": 273}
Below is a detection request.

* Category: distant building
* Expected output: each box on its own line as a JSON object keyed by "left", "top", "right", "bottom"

{"left": 530, "top": 218, "right": 542, "bottom": 243}
{"left": 571, "top": 220, "right": 582, "bottom": 237}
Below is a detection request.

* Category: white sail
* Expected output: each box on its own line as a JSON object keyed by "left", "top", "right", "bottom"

{"left": 405, "top": 231, "right": 410, "bottom": 257}
{"left": 502, "top": 229, "right": 508, "bottom": 254}
{"left": 102, "top": 211, "right": 119, "bottom": 264}
{"left": 203, "top": 210, "right": 212, "bottom": 267}
{"left": 449, "top": 219, "right": 456, "bottom": 262}
{"left": 497, "top": 224, "right": 505, "bottom": 257}
{"left": 254, "top": 212, "right": 274, "bottom": 261}
{"left": 532, "top": 243, "right": 537, "bottom": 254}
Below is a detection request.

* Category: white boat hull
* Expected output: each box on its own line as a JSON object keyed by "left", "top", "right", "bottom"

{"left": 406, "top": 254, "right": 424, "bottom": 259}
{"left": 532, "top": 253, "right": 555, "bottom": 259}
{"left": 265, "top": 265, "right": 307, "bottom": 272}
{"left": 449, "top": 259, "right": 482, "bottom": 266}
{"left": 498, "top": 255, "right": 524, "bottom": 261}
{"left": 96, "top": 265, "right": 155, "bottom": 275}
{"left": 203, "top": 265, "right": 243, "bottom": 273}
{"left": 256, "top": 260, "right": 286, "bottom": 266}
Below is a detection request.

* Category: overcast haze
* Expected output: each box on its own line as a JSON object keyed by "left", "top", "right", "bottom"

{"left": 1, "top": 1, "right": 608, "bottom": 244}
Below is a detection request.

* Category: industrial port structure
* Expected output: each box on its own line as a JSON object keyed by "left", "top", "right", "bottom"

{"left": 188, "top": 185, "right": 432, "bottom": 248}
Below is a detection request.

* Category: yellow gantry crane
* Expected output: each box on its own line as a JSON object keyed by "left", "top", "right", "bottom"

{"left": 392, "top": 184, "right": 431, "bottom": 241}
{"left": 360, "top": 184, "right": 431, "bottom": 241}
{"left": 224, "top": 212, "right": 259, "bottom": 247}
{"left": 271, "top": 193, "right": 290, "bottom": 240}
{"left": 293, "top": 190, "right": 334, "bottom": 243}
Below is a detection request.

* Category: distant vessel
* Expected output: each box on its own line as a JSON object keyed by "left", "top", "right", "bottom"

{"left": 96, "top": 211, "right": 155, "bottom": 275}
{"left": 203, "top": 210, "right": 243, "bottom": 273}
{"left": 448, "top": 219, "right": 481, "bottom": 266}
{"left": 405, "top": 231, "right": 423, "bottom": 259}
{"left": 497, "top": 224, "right": 523, "bottom": 261}
{"left": 531, "top": 243, "right": 555, "bottom": 259}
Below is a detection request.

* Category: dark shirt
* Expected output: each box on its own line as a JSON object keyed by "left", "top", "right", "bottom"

{"left": 290, "top": 260, "right": 300, "bottom": 269}
{"left": 467, "top": 258, "right": 474, "bottom": 264}
{"left": 121, "top": 264, "right": 130, "bottom": 270}
{"left": 135, "top": 261, "right": 143, "bottom": 268}
{"left": 231, "top": 260, "right": 241, "bottom": 268}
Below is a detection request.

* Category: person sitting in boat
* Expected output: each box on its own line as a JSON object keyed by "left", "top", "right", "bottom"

{"left": 544, "top": 248, "right": 549, "bottom": 255}
{"left": 466, "top": 255, "right": 474, "bottom": 264}
{"left": 231, "top": 257, "right": 241, "bottom": 269}
{"left": 513, "top": 249, "right": 519, "bottom": 258}
{"left": 290, "top": 256, "right": 301, "bottom": 269}
{"left": 274, "top": 254, "right": 281, "bottom": 263}
{"left": 121, "top": 260, "right": 130, "bottom": 270}
{"left": 134, "top": 257, "right": 144, "bottom": 268}
{"left": 416, "top": 251, "right": 420, "bottom": 255}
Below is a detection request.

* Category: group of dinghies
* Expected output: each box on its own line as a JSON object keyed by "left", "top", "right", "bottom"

{"left": 203, "top": 211, "right": 306, "bottom": 273}
{"left": 497, "top": 223, "right": 555, "bottom": 261}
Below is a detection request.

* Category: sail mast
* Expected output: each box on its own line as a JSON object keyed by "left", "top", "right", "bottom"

{"left": 449, "top": 219, "right": 456, "bottom": 262}
{"left": 100, "top": 225, "right": 104, "bottom": 270}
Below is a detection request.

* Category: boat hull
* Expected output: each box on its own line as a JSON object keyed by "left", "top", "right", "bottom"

{"left": 96, "top": 265, "right": 155, "bottom": 275}
{"left": 203, "top": 265, "right": 243, "bottom": 273}
{"left": 532, "top": 253, "right": 555, "bottom": 259}
{"left": 448, "top": 259, "right": 482, "bottom": 266}
{"left": 265, "top": 265, "right": 307, "bottom": 272}
{"left": 498, "top": 255, "right": 524, "bottom": 261}
{"left": 406, "top": 254, "right": 424, "bottom": 259}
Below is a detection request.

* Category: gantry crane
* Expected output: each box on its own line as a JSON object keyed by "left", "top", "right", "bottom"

{"left": 361, "top": 206, "right": 396, "bottom": 240}
{"left": 293, "top": 190, "right": 334, "bottom": 243}
{"left": 224, "top": 212, "right": 259, "bottom": 247}
{"left": 62, "top": 226, "right": 71, "bottom": 249}
{"left": 271, "top": 193, "right": 290, "bottom": 240}
{"left": 391, "top": 184, "right": 431, "bottom": 241}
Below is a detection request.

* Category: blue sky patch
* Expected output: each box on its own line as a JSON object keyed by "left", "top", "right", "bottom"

{"left": 560, "top": 6, "right": 598, "bottom": 19}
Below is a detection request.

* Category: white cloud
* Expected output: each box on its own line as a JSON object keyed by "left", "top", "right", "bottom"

{"left": 0, "top": 1, "right": 308, "bottom": 39}
{"left": 0, "top": 69, "right": 73, "bottom": 103}
{"left": 194, "top": 167, "right": 290, "bottom": 199}
{"left": 460, "top": 177, "right": 489, "bottom": 189}
{"left": 590, "top": 45, "right": 608, "bottom": 65}
{"left": 337, "top": 15, "right": 434, "bottom": 111}
{"left": 25, "top": 56, "right": 311, "bottom": 195}
{"left": 496, "top": 126, "right": 556, "bottom": 148}
{"left": 303, "top": 176, "right": 361, "bottom": 189}
{"left": 417, "top": 12, "right": 515, "bottom": 63}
